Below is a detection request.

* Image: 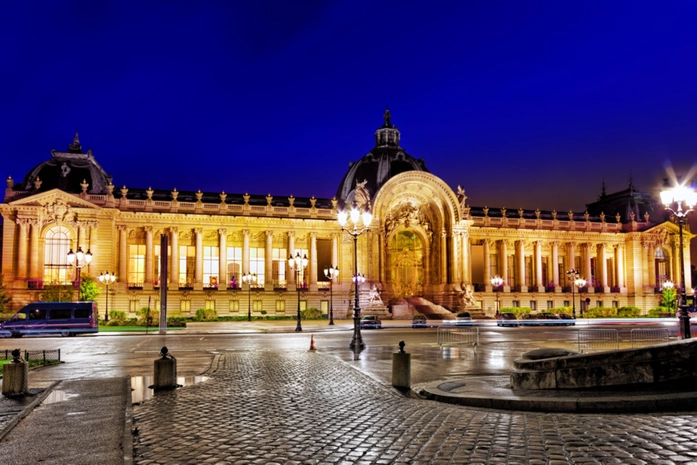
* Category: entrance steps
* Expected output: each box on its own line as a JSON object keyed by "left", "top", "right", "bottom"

{"left": 404, "top": 297, "right": 455, "bottom": 321}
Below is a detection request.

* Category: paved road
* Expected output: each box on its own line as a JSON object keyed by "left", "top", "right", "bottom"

{"left": 132, "top": 350, "right": 697, "bottom": 464}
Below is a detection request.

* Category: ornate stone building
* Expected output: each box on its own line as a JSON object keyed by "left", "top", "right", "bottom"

{"left": 1, "top": 110, "right": 692, "bottom": 317}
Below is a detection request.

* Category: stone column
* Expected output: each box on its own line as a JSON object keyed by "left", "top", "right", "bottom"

{"left": 265, "top": 230, "right": 273, "bottom": 290}
{"left": 194, "top": 228, "right": 203, "bottom": 289}
{"left": 535, "top": 240, "right": 543, "bottom": 291}
{"left": 462, "top": 231, "right": 471, "bottom": 285}
{"left": 29, "top": 219, "right": 40, "bottom": 280}
{"left": 598, "top": 244, "right": 608, "bottom": 290}
{"left": 118, "top": 225, "right": 128, "bottom": 286}
{"left": 517, "top": 240, "right": 527, "bottom": 292}
{"left": 552, "top": 241, "right": 560, "bottom": 291}
{"left": 78, "top": 223, "right": 86, "bottom": 251}
{"left": 16, "top": 219, "right": 28, "bottom": 280}
{"left": 309, "top": 232, "right": 317, "bottom": 289}
{"left": 144, "top": 226, "right": 153, "bottom": 285}
{"left": 441, "top": 230, "right": 448, "bottom": 284}
{"left": 287, "top": 231, "right": 295, "bottom": 285}
{"left": 483, "top": 238, "right": 491, "bottom": 286}
{"left": 646, "top": 243, "right": 655, "bottom": 289}
{"left": 331, "top": 234, "right": 338, "bottom": 267}
{"left": 452, "top": 232, "right": 461, "bottom": 285}
{"left": 243, "top": 229, "right": 250, "bottom": 276}
{"left": 567, "top": 242, "right": 576, "bottom": 274}
{"left": 616, "top": 244, "right": 625, "bottom": 289}
{"left": 170, "top": 227, "right": 179, "bottom": 287}
{"left": 218, "top": 228, "right": 227, "bottom": 287}
{"left": 584, "top": 243, "right": 593, "bottom": 288}
{"left": 684, "top": 240, "right": 693, "bottom": 290}
{"left": 500, "top": 240, "right": 509, "bottom": 289}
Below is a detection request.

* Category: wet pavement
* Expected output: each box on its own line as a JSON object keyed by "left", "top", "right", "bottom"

{"left": 3, "top": 320, "right": 697, "bottom": 463}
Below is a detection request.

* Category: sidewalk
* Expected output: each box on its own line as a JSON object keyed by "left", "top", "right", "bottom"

{"left": 3, "top": 321, "right": 697, "bottom": 463}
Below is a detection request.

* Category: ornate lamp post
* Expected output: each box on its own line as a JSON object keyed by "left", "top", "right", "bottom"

{"left": 324, "top": 265, "right": 339, "bottom": 325}
{"left": 490, "top": 275, "right": 504, "bottom": 316}
{"left": 574, "top": 276, "right": 587, "bottom": 317}
{"left": 97, "top": 271, "right": 116, "bottom": 322}
{"left": 288, "top": 252, "right": 308, "bottom": 332}
{"left": 661, "top": 182, "right": 697, "bottom": 339}
{"left": 338, "top": 201, "right": 372, "bottom": 350}
{"left": 67, "top": 246, "right": 93, "bottom": 300}
{"left": 566, "top": 269, "right": 582, "bottom": 318}
{"left": 242, "top": 272, "right": 257, "bottom": 322}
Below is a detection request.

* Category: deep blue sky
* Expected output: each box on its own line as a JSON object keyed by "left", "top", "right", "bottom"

{"left": 3, "top": 1, "right": 697, "bottom": 212}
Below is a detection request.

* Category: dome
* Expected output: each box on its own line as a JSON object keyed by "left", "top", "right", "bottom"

{"left": 21, "top": 132, "right": 113, "bottom": 194}
{"left": 336, "top": 109, "right": 428, "bottom": 207}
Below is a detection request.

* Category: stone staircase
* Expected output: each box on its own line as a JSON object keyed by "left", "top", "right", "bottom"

{"left": 404, "top": 297, "right": 455, "bottom": 321}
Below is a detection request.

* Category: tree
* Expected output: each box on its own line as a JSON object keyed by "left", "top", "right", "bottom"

{"left": 0, "top": 275, "right": 11, "bottom": 313}
{"left": 661, "top": 286, "right": 677, "bottom": 310}
{"left": 79, "top": 275, "right": 101, "bottom": 302}
{"left": 40, "top": 285, "right": 74, "bottom": 302}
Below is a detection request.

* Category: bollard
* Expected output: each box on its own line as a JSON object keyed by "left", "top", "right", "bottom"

{"left": 392, "top": 341, "right": 411, "bottom": 391}
{"left": 153, "top": 346, "right": 178, "bottom": 390}
{"left": 2, "top": 349, "right": 29, "bottom": 397}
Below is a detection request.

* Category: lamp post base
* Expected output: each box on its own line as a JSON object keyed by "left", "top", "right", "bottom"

{"left": 349, "top": 311, "right": 364, "bottom": 350}
{"left": 679, "top": 309, "right": 691, "bottom": 340}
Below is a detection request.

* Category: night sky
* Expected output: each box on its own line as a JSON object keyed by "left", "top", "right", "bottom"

{"left": 3, "top": 1, "right": 697, "bottom": 214}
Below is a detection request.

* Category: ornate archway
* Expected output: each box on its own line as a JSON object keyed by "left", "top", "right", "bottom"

{"left": 390, "top": 230, "right": 425, "bottom": 297}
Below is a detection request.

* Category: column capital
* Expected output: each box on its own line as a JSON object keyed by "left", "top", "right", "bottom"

{"left": 242, "top": 229, "right": 251, "bottom": 237}
{"left": 144, "top": 225, "right": 153, "bottom": 233}
{"left": 116, "top": 224, "right": 128, "bottom": 232}
{"left": 170, "top": 226, "right": 179, "bottom": 235}
{"left": 287, "top": 231, "right": 295, "bottom": 239}
{"left": 218, "top": 228, "right": 227, "bottom": 236}
{"left": 194, "top": 227, "right": 203, "bottom": 235}
{"left": 265, "top": 230, "right": 274, "bottom": 238}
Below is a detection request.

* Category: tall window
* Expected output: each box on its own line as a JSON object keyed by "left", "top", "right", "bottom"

{"left": 272, "top": 247, "right": 287, "bottom": 287}
{"left": 203, "top": 246, "right": 219, "bottom": 288}
{"left": 154, "top": 245, "right": 170, "bottom": 286}
{"left": 43, "top": 225, "right": 71, "bottom": 284}
{"left": 179, "top": 246, "right": 195, "bottom": 286}
{"left": 489, "top": 254, "right": 499, "bottom": 280}
{"left": 129, "top": 245, "right": 145, "bottom": 286}
{"left": 226, "top": 246, "right": 242, "bottom": 287}
{"left": 250, "top": 247, "right": 265, "bottom": 286}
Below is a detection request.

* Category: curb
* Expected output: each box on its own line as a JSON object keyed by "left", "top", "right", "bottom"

{"left": 0, "top": 380, "right": 61, "bottom": 441}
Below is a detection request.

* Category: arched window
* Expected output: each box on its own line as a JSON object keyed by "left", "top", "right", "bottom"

{"left": 44, "top": 225, "right": 71, "bottom": 284}
{"left": 655, "top": 247, "right": 669, "bottom": 286}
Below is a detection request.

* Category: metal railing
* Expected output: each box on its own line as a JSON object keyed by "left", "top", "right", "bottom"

{"left": 437, "top": 326, "right": 479, "bottom": 349}
{"left": 2, "top": 349, "right": 61, "bottom": 365}
{"left": 577, "top": 329, "right": 619, "bottom": 353}
{"left": 630, "top": 328, "right": 671, "bottom": 348}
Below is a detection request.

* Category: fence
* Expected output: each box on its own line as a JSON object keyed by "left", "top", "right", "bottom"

{"left": 577, "top": 329, "right": 619, "bottom": 353}
{"left": 630, "top": 328, "right": 671, "bottom": 348}
{"left": 1, "top": 349, "right": 61, "bottom": 365}
{"left": 437, "top": 326, "right": 479, "bottom": 349}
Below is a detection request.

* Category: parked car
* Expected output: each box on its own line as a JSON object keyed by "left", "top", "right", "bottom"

{"left": 411, "top": 314, "right": 428, "bottom": 328}
{"left": 360, "top": 315, "right": 382, "bottom": 329}
{"left": 455, "top": 311, "right": 472, "bottom": 326}
{"left": 519, "top": 313, "right": 538, "bottom": 325}
{"left": 558, "top": 313, "right": 576, "bottom": 326}
{"left": 537, "top": 312, "right": 564, "bottom": 326}
{"left": 496, "top": 312, "right": 518, "bottom": 327}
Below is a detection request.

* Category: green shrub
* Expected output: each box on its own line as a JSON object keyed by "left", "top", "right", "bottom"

{"left": 260, "top": 310, "right": 267, "bottom": 315}
{"left": 301, "top": 307, "right": 323, "bottom": 319}
{"left": 106, "top": 320, "right": 122, "bottom": 326}
{"left": 583, "top": 307, "right": 617, "bottom": 318}
{"left": 109, "top": 310, "right": 127, "bottom": 322}
{"left": 501, "top": 307, "right": 532, "bottom": 316}
{"left": 195, "top": 308, "right": 217, "bottom": 321}
{"left": 648, "top": 307, "right": 673, "bottom": 318}
{"left": 135, "top": 307, "right": 159, "bottom": 326}
{"left": 167, "top": 317, "right": 187, "bottom": 327}
{"left": 617, "top": 306, "right": 641, "bottom": 318}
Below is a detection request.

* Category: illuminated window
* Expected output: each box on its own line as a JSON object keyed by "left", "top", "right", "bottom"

{"left": 276, "top": 300, "right": 285, "bottom": 311}
{"left": 300, "top": 300, "right": 307, "bottom": 311}
{"left": 272, "top": 247, "right": 287, "bottom": 287}
{"left": 43, "top": 225, "right": 72, "bottom": 284}
{"left": 229, "top": 300, "right": 239, "bottom": 312}
{"left": 612, "top": 301, "right": 618, "bottom": 308}
{"left": 179, "top": 246, "right": 195, "bottom": 287}
{"left": 129, "top": 244, "right": 145, "bottom": 286}
{"left": 529, "top": 301, "right": 536, "bottom": 311}
{"left": 547, "top": 301, "right": 553, "bottom": 309}
{"left": 512, "top": 300, "right": 519, "bottom": 308}
{"left": 204, "top": 299, "right": 215, "bottom": 310}
{"left": 129, "top": 300, "right": 139, "bottom": 312}
{"left": 253, "top": 300, "right": 263, "bottom": 311}
{"left": 180, "top": 300, "right": 191, "bottom": 312}
{"left": 250, "top": 247, "right": 265, "bottom": 286}
{"left": 226, "top": 247, "right": 242, "bottom": 286}
{"left": 154, "top": 245, "right": 170, "bottom": 286}
{"left": 203, "top": 246, "right": 219, "bottom": 288}
{"left": 320, "top": 300, "right": 328, "bottom": 312}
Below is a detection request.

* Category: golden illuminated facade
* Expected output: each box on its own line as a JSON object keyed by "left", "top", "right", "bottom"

{"left": 1, "top": 110, "right": 692, "bottom": 317}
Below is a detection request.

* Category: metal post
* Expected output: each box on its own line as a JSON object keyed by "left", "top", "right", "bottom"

{"left": 296, "top": 266, "right": 302, "bottom": 332}
{"left": 248, "top": 283, "right": 252, "bottom": 322}
{"left": 678, "top": 216, "right": 691, "bottom": 339}
{"left": 350, "top": 235, "right": 364, "bottom": 350}
{"left": 329, "top": 277, "right": 334, "bottom": 325}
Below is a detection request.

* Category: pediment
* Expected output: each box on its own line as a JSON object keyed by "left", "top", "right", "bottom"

{"left": 8, "top": 188, "right": 101, "bottom": 210}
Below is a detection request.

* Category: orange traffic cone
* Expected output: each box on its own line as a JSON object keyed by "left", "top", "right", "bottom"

{"left": 309, "top": 334, "right": 317, "bottom": 351}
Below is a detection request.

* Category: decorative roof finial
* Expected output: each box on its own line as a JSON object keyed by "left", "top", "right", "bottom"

{"left": 68, "top": 131, "right": 82, "bottom": 153}
{"left": 383, "top": 106, "right": 393, "bottom": 128}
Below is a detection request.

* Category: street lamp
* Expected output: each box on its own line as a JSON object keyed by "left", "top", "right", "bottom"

{"left": 288, "top": 252, "right": 308, "bottom": 332}
{"left": 324, "top": 265, "right": 339, "bottom": 325}
{"left": 97, "top": 272, "right": 116, "bottom": 322}
{"left": 67, "top": 246, "right": 92, "bottom": 300}
{"left": 566, "top": 269, "right": 585, "bottom": 318}
{"left": 661, "top": 181, "right": 697, "bottom": 339}
{"left": 242, "top": 272, "right": 257, "bottom": 322}
{"left": 490, "top": 275, "right": 503, "bottom": 316}
{"left": 338, "top": 201, "right": 372, "bottom": 350}
{"left": 574, "top": 276, "right": 587, "bottom": 317}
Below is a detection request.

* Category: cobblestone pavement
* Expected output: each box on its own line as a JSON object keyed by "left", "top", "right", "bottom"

{"left": 131, "top": 350, "right": 697, "bottom": 464}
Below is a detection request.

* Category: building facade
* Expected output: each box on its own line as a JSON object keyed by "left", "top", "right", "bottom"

{"left": 1, "top": 110, "right": 691, "bottom": 317}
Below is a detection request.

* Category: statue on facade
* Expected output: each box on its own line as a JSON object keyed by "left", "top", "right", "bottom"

{"left": 456, "top": 185, "right": 467, "bottom": 212}
{"left": 459, "top": 284, "right": 476, "bottom": 308}
{"left": 354, "top": 179, "right": 371, "bottom": 211}
{"left": 367, "top": 284, "right": 383, "bottom": 306}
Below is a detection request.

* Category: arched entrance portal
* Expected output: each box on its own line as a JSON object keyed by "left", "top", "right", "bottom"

{"left": 391, "top": 230, "right": 424, "bottom": 298}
